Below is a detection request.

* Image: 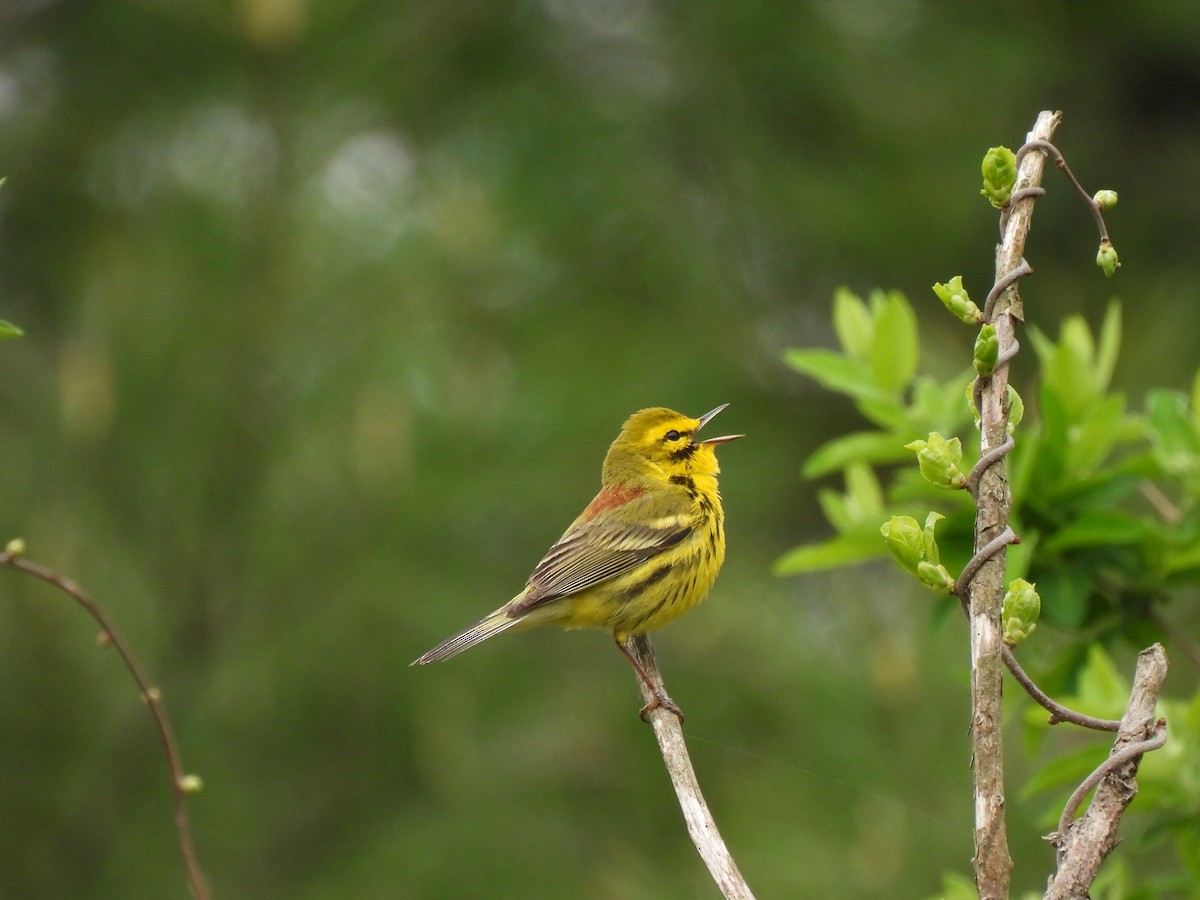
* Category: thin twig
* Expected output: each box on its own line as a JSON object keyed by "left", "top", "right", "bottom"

{"left": 953, "top": 526, "right": 1017, "bottom": 599}
{"left": 1, "top": 545, "right": 210, "bottom": 900}
{"left": 1138, "top": 480, "right": 1182, "bottom": 526}
{"left": 1000, "top": 647, "right": 1120, "bottom": 732}
{"left": 623, "top": 634, "right": 755, "bottom": 900}
{"left": 1017, "top": 139, "right": 1113, "bottom": 246}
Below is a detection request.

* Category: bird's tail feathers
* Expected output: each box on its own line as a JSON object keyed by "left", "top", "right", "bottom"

{"left": 411, "top": 606, "right": 523, "bottom": 665}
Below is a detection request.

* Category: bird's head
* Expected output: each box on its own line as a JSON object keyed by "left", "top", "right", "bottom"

{"left": 603, "top": 404, "right": 743, "bottom": 485}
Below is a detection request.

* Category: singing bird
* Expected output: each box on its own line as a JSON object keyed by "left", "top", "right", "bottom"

{"left": 411, "top": 404, "right": 742, "bottom": 719}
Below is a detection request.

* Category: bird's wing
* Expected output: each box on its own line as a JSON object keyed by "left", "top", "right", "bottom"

{"left": 510, "top": 490, "right": 695, "bottom": 614}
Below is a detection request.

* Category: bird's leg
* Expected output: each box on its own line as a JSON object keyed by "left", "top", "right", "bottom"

{"left": 616, "top": 633, "right": 685, "bottom": 724}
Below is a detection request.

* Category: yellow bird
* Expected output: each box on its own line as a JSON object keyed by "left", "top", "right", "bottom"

{"left": 412, "top": 404, "right": 742, "bottom": 719}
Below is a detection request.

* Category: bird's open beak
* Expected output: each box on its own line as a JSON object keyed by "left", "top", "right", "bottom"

{"left": 695, "top": 403, "right": 744, "bottom": 445}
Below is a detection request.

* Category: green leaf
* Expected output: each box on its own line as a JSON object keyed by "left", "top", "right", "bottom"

{"left": 1075, "top": 644, "right": 1129, "bottom": 713}
{"left": 920, "top": 510, "right": 945, "bottom": 564}
{"left": 1192, "top": 368, "right": 1200, "bottom": 435}
{"left": 869, "top": 289, "right": 918, "bottom": 392}
{"left": 773, "top": 533, "right": 886, "bottom": 575}
{"left": 783, "top": 349, "right": 887, "bottom": 403}
{"left": 1041, "top": 509, "right": 1148, "bottom": 554}
{"left": 0, "top": 319, "right": 22, "bottom": 340}
{"left": 1031, "top": 313, "right": 1118, "bottom": 424}
{"left": 1096, "top": 302, "right": 1122, "bottom": 391}
{"left": 1068, "top": 392, "right": 1127, "bottom": 476}
{"left": 910, "top": 373, "right": 975, "bottom": 431}
{"left": 1163, "top": 541, "right": 1200, "bottom": 577}
{"left": 802, "top": 431, "right": 913, "bottom": 478}
{"left": 817, "top": 463, "right": 885, "bottom": 533}
{"left": 817, "top": 487, "right": 854, "bottom": 534}
{"left": 832, "top": 287, "right": 873, "bottom": 360}
{"left": 1146, "top": 389, "right": 1200, "bottom": 475}
{"left": 1021, "top": 743, "right": 1109, "bottom": 799}
{"left": 1036, "top": 566, "right": 1090, "bottom": 628}
{"left": 844, "top": 462, "right": 885, "bottom": 521}
{"left": 854, "top": 396, "right": 908, "bottom": 430}
{"left": 1006, "top": 385, "right": 1024, "bottom": 432}
{"left": 927, "top": 872, "right": 978, "bottom": 900}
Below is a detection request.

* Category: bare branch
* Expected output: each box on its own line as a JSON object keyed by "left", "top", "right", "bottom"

{"left": 1044, "top": 644, "right": 1169, "bottom": 899}
{"left": 1, "top": 543, "right": 210, "bottom": 900}
{"left": 623, "top": 634, "right": 756, "bottom": 900}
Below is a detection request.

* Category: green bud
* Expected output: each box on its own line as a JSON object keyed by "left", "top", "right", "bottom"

{"left": 905, "top": 432, "right": 967, "bottom": 490}
{"left": 1093, "top": 189, "right": 1118, "bottom": 210}
{"left": 917, "top": 560, "right": 955, "bottom": 593}
{"left": 4, "top": 537, "right": 26, "bottom": 559}
{"left": 1002, "top": 578, "right": 1041, "bottom": 646}
{"left": 1096, "top": 241, "right": 1119, "bottom": 277}
{"left": 974, "top": 323, "right": 999, "bottom": 376}
{"left": 919, "top": 511, "right": 945, "bottom": 564}
{"left": 1006, "top": 385, "right": 1024, "bottom": 433}
{"left": 981, "top": 146, "right": 1018, "bottom": 208}
{"left": 880, "top": 516, "right": 924, "bottom": 577}
{"left": 179, "top": 774, "right": 204, "bottom": 794}
{"left": 881, "top": 512, "right": 954, "bottom": 591}
{"left": 932, "top": 276, "right": 982, "bottom": 325}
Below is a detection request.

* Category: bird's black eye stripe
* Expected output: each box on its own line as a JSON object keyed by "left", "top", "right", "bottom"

{"left": 664, "top": 429, "right": 682, "bottom": 442}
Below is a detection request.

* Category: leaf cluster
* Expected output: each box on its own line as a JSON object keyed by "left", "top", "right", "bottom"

{"left": 780, "top": 286, "right": 1200, "bottom": 890}
{"left": 780, "top": 288, "right": 1200, "bottom": 645}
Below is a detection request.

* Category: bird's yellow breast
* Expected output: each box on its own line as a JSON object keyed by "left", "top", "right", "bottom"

{"left": 546, "top": 497, "right": 725, "bottom": 638}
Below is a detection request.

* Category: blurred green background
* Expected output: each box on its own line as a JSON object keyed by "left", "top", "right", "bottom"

{"left": 2, "top": 2, "right": 1198, "bottom": 897}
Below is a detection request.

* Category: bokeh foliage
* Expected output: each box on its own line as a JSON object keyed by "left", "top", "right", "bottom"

{"left": 2, "top": 2, "right": 1200, "bottom": 897}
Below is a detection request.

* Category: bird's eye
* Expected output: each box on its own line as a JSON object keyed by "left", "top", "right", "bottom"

{"left": 664, "top": 430, "right": 682, "bottom": 442}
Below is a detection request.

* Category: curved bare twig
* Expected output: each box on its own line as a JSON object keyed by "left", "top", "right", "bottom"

{"left": 1, "top": 544, "right": 209, "bottom": 900}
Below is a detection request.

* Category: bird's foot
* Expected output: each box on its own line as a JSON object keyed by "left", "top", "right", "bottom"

{"left": 639, "top": 691, "right": 685, "bottom": 724}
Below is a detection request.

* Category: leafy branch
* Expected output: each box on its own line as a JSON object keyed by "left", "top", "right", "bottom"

{"left": 780, "top": 111, "right": 1180, "bottom": 897}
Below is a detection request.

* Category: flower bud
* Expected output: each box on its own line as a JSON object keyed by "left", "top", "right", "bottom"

{"left": 974, "top": 324, "right": 999, "bottom": 376}
{"left": 1093, "top": 189, "right": 1118, "bottom": 210}
{"left": 917, "top": 560, "right": 955, "bottom": 593}
{"left": 880, "top": 516, "right": 924, "bottom": 577}
{"left": 881, "top": 512, "right": 954, "bottom": 592}
{"left": 1096, "top": 241, "right": 1120, "bottom": 277}
{"left": 932, "top": 276, "right": 982, "bottom": 325}
{"left": 981, "top": 146, "right": 1018, "bottom": 208}
{"left": 905, "top": 432, "right": 967, "bottom": 490}
{"left": 4, "top": 537, "right": 26, "bottom": 559}
{"left": 1002, "top": 578, "right": 1041, "bottom": 646}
